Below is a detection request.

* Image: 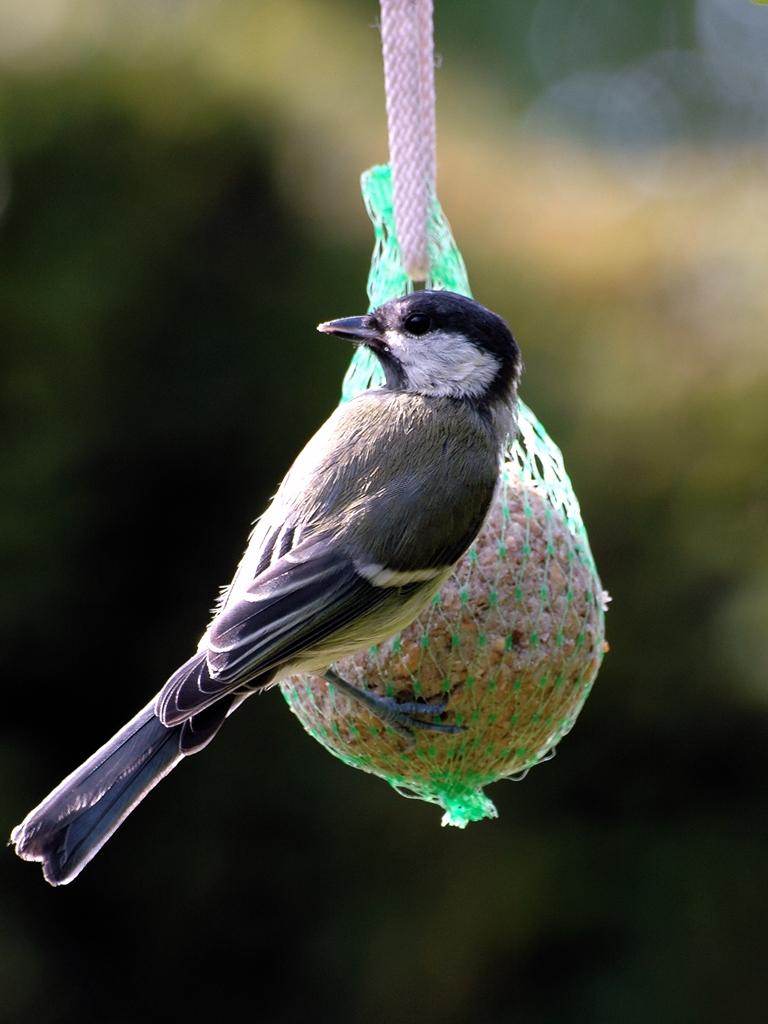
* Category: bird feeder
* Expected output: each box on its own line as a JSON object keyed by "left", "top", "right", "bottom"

{"left": 280, "top": 1, "right": 608, "bottom": 826}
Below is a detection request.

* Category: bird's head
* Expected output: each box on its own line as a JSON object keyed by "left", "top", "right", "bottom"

{"left": 318, "top": 291, "right": 521, "bottom": 410}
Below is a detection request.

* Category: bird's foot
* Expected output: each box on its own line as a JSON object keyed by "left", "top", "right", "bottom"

{"left": 322, "top": 668, "right": 465, "bottom": 745}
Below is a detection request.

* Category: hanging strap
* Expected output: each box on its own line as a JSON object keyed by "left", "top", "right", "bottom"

{"left": 379, "top": 0, "right": 436, "bottom": 282}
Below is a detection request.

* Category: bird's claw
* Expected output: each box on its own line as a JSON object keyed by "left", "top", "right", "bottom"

{"left": 392, "top": 696, "right": 447, "bottom": 716}
{"left": 322, "top": 669, "right": 466, "bottom": 745}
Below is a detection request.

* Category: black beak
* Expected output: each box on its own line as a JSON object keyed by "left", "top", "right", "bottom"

{"left": 317, "top": 315, "right": 382, "bottom": 346}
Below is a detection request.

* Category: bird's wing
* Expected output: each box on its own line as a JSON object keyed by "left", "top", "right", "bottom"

{"left": 156, "top": 534, "right": 392, "bottom": 726}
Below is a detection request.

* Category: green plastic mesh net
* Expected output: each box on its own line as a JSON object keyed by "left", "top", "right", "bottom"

{"left": 280, "top": 164, "right": 607, "bottom": 827}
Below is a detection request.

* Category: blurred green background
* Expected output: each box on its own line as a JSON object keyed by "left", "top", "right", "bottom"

{"left": 2, "top": 0, "right": 768, "bottom": 1020}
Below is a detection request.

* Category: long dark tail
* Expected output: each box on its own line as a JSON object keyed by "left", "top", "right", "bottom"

{"left": 11, "top": 657, "right": 234, "bottom": 886}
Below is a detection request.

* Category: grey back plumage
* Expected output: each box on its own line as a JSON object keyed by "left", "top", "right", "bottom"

{"left": 256, "top": 389, "right": 504, "bottom": 573}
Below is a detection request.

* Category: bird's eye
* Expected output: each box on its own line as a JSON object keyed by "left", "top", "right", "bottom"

{"left": 404, "top": 313, "right": 431, "bottom": 336}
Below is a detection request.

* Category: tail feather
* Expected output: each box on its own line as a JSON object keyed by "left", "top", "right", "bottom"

{"left": 180, "top": 695, "right": 235, "bottom": 754}
{"left": 12, "top": 700, "right": 199, "bottom": 885}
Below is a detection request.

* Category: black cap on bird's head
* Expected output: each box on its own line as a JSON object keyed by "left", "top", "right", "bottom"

{"left": 318, "top": 291, "right": 521, "bottom": 409}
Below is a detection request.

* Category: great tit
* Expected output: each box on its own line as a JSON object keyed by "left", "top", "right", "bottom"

{"left": 11, "top": 290, "right": 521, "bottom": 885}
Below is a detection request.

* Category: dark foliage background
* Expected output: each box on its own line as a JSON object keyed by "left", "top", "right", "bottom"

{"left": 2, "top": 1, "right": 768, "bottom": 1021}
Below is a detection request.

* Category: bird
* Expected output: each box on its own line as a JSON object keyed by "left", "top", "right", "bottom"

{"left": 11, "top": 290, "right": 522, "bottom": 885}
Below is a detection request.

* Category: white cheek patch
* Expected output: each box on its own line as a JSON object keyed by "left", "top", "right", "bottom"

{"left": 385, "top": 328, "right": 500, "bottom": 399}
